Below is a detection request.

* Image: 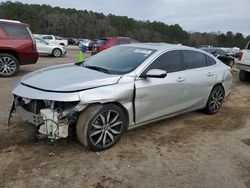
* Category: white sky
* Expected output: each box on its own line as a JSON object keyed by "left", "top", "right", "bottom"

{"left": 6, "top": 0, "right": 250, "bottom": 35}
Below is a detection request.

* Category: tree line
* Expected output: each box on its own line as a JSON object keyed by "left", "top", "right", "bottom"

{"left": 0, "top": 1, "right": 249, "bottom": 48}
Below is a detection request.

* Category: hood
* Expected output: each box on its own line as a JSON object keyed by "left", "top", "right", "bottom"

{"left": 21, "top": 63, "right": 121, "bottom": 92}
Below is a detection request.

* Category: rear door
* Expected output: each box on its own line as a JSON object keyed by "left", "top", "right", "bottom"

{"left": 135, "top": 50, "right": 188, "bottom": 124}
{"left": 182, "top": 50, "right": 217, "bottom": 108}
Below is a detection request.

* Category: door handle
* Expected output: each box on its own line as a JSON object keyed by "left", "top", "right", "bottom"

{"left": 177, "top": 77, "right": 185, "bottom": 82}
{"left": 207, "top": 72, "right": 214, "bottom": 77}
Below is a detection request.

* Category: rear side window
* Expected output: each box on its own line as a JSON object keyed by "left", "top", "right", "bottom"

{"left": 206, "top": 55, "right": 216, "bottom": 66}
{"left": 1, "top": 23, "right": 30, "bottom": 38}
{"left": 147, "top": 50, "right": 183, "bottom": 73}
{"left": 117, "top": 39, "right": 131, "bottom": 45}
{"left": 184, "top": 50, "right": 207, "bottom": 69}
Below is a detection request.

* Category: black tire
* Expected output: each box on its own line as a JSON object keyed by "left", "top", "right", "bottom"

{"left": 52, "top": 48, "right": 62, "bottom": 57}
{"left": 0, "top": 53, "right": 19, "bottom": 77}
{"left": 205, "top": 85, "right": 225, "bottom": 115}
{"left": 76, "top": 104, "right": 125, "bottom": 151}
{"left": 239, "top": 70, "right": 247, "bottom": 81}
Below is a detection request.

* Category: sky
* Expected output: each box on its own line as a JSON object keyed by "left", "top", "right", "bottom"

{"left": 7, "top": 0, "right": 250, "bottom": 35}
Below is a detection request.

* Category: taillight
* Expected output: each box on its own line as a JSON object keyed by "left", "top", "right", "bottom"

{"left": 26, "top": 27, "right": 36, "bottom": 51}
{"left": 238, "top": 51, "right": 243, "bottom": 61}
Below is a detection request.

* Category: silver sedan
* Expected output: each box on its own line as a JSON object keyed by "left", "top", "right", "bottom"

{"left": 9, "top": 43, "right": 233, "bottom": 151}
{"left": 35, "top": 37, "right": 66, "bottom": 57}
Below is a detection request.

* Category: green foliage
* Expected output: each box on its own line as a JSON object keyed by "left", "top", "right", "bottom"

{"left": 0, "top": 1, "right": 249, "bottom": 48}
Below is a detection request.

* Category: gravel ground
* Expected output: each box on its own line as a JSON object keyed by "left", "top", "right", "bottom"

{"left": 0, "top": 48, "right": 250, "bottom": 188}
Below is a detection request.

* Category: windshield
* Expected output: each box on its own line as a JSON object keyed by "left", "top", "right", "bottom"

{"left": 84, "top": 46, "right": 155, "bottom": 74}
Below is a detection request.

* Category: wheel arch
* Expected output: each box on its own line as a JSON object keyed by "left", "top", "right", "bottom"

{"left": 0, "top": 49, "right": 20, "bottom": 63}
{"left": 82, "top": 101, "right": 130, "bottom": 129}
{"left": 52, "top": 48, "right": 62, "bottom": 56}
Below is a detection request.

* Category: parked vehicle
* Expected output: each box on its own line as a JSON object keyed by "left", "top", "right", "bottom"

{"left": 41, "top": 35, "right": 68, "bottom": 46}
{"left": 200, "top": 48, "right": 235, "bottom": 67}
{"left": 9, "top": 43, "right": 233, "bottom": 151}
{"left": 35, "top": 37, "right": 66, "bottom": 57}
{"left": 88, "top": 39, "right": 98, "bottom": 51}
{"left": 0, "top": 19, "right": 38, "bottom": 77}
{"left": 238, "top": 41, "right": 250, "bottom": 81}
{"left": 78, "top": 39, "right": 92, "bottom": 49}
{"left": 91, "top": 37, "right": 138, "bottom": 55}
{"left": 68, "top": 37, "right": 78, "bottom": 45}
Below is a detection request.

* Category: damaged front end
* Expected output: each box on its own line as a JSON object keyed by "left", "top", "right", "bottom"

{"left": 8, "top": 96, "right": 86, "bottom": 140}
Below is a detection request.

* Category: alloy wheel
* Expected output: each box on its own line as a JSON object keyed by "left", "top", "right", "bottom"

{"left": 0, "top": 56, "right": 17, "bottom": 76}
{"left": 209, "top": 87, "right": 224, "bottom": 113}
{"left": 89, "top": 110, "right": 123, "bottom": 148}
{"left": 53, "top": 49, "right": 62, "bottom": 57}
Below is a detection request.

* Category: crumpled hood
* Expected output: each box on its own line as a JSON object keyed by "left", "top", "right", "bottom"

{"left": 21, "top": 63, "right": 121, "bottom": 92}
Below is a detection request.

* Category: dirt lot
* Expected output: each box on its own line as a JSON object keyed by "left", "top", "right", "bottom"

{"left": 0, "top": 48, "right": 250, "bottom": 188}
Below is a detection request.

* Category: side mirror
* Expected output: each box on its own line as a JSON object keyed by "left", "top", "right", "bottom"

{"left": 142, "top": 69, "right": 167, "bottom": 78}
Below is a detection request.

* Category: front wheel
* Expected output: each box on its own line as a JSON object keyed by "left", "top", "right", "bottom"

{"left": 0, "top": 53, "right": 19, "bottom": 77}
{"left": 76, "top": 104, "right": 125, "bottom": 151}
{"left": 205, "top": 85, "right": 225, "bottom": 114}
{"left": 52, "top": 48, "right": 62, "bottom": 57}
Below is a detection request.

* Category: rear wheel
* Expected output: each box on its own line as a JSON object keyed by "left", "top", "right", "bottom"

{"left": 205, "top": 85, "right": 225, "bottom": 114}
{"left": 0, "top": 53, "right": 19, "bottom": 77}
{"left": 52, "top": 48, "right": 62, "bottom": 57}
{"left": 76, "top": 104, "right": 125, "bottom": 151}
{"left": 239, "top": 70, "right": 247, "bottom": 81}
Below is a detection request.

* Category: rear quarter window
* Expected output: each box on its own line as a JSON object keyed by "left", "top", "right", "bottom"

{"left": 0, "top": 23, "right": 30, "bottom": 38}
{"left": 206, "top": 55, "right": 217, "bottom": 66}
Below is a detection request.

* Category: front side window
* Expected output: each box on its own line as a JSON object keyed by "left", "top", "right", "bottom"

{"left": 184, "top": 50, "right": 207, "bottom": 69}
{"left": 1, "top": 23, "right": 30, "bottom": 38}
{"left": 146, "top": 50, "right": 183, "bottom": 73}
{"left": 35, "top": 37, "right": 47, "bottom": 44}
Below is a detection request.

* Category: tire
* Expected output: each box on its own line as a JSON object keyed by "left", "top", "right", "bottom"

{"left": 76, "top": 104, "right": 125, "bottom": 151}
{"left": 0, "top": 53, "right": 19, "bottom": 77}
{"left": 52, "top": 48, "right": 62, "bottom": 57}
{"left": 205, "top": 85, "right": 225, "bottom": 115}
{"left": 239, "top": 70, "right": 247, "bottom": 81}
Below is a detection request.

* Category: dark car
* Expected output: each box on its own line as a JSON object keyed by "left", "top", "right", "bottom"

{"left": 201, "top": 48, "right": 234, "bottom": 67}
{"left": 68, "top": 37, "right": 78, "bottom": 45}
{"left": 91, "top": 37, "right": 138, "bottom": 55}
{"left": 0, "top": 19, "right": 38, "bottom": 77}
{"left": 88, "top": 39, "right": 98, "bottom": 51}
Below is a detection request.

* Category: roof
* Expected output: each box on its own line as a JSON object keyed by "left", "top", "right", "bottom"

{"left": 125, "top": 42, "right": 195, "bottom": 51}
{"left": 0, "top": 19, "right": 28, "bottom": 26}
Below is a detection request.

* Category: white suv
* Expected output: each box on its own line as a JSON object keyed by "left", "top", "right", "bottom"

{"left": 40, "top": 35, "right": 68, "bottom": 46}
{"left": 238, "top": 41, "right": 250, "bottom": 81}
